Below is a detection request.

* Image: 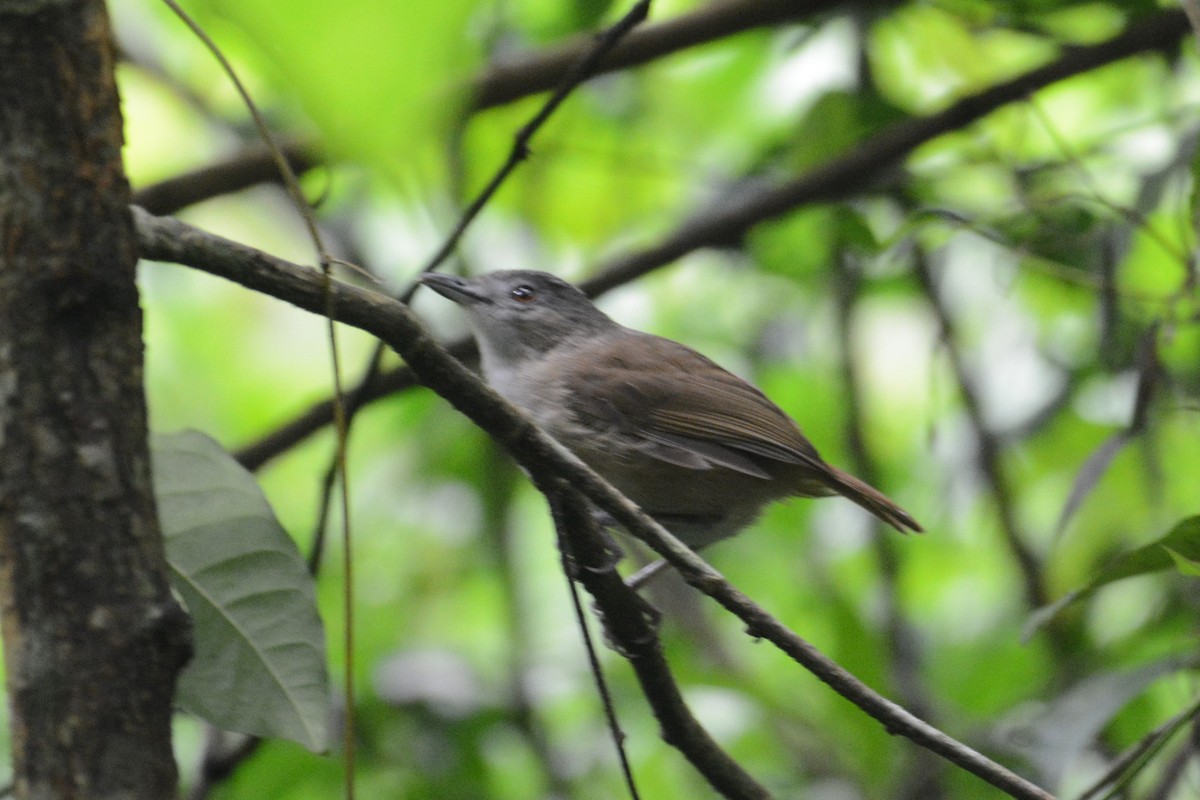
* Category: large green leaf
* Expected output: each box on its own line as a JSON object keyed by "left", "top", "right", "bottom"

{"left": 1025, "top": 516, "right": 1200, "bottom": 638}
{"left": 153, "top": 430, "right": 329, "bottom": 752}
{"left": 199, "top": 0, "right": 478, "bottom": 169}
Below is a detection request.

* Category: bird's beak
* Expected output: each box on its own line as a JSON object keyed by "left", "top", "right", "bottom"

{"left": 419, "top": 273, "right": 492, "bottom": 305}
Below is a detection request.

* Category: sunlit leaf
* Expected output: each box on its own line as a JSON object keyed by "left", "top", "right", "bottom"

{"left": 153, "top": 430, "right": 329, "bottom": 752}
{"left": 1026, "top": 517, "right": 1200, "bottom": 638}
{"left": 200, "top": 0, "right": 477, "bottom": 169}
{"left": 1164, "top": 547, "right": 1200, "bottom": 577}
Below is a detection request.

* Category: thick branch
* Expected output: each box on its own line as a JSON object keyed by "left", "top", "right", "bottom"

{"left": 135, "top": 209, "right": 1055, "bottom": 800}
{"left": 0, "top": 4, "right": 191, "bottom": 797}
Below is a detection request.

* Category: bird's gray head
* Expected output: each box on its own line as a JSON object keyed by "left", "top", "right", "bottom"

{"left": 420, "top": 270, "right": 617, "bottom": 366}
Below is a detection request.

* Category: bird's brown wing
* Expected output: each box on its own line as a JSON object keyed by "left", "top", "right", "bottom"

{"left": 564, "top": 332, "right": 830, "bottom": 480}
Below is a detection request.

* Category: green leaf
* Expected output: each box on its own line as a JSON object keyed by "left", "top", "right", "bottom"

{"left": 153, "top": 430, "right": 329, "bottom": 752}
{"left": 1165, "top": 547, "right": 1200, "bottom": 577}
{"left": 1025, "top": 517, "right": 1200, "bottom": 639}
{"left": 1190, "top": 136, "right": 1200, "bottom": 238}
{"left": 202, "top": 0, "right": 478, "bottom": 168}
{"left": 570, "top": 0, "right": 617, "bottom": 30}
{"left": 747, "top": 205, "right": 838, "bottom": 280}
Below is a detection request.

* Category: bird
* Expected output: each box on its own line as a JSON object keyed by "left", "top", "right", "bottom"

{"left": 420, "top": 269, "right": 922, "bottom": 550}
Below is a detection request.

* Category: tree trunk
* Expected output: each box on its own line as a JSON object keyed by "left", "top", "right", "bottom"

{"left": 0, "top": 1, "right": 192, "bottom": 797}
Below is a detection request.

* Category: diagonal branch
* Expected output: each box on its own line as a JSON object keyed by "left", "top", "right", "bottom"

{"left": 580, "top": 7, "right": 1189, "bottom": 295}
{"left": 134, "top": 208, "right": 1055, "bottom": 800}
{"left": 472, "top": 0, "right": 813, "bottom": 109}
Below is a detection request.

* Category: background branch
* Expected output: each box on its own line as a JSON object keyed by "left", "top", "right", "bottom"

{"left": 912, "top": 252, "right": 1049, "bottom": 612}
{"left": 472, "top": 0, "right": 813, "bottom": 109}
{"left": 132, "top": 140, "right": 319, "bottom": 215}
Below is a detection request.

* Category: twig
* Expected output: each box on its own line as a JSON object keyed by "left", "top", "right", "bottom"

{"left": 156, "top": 2, "right": 357, "bottom": 794}
{"left": 549, "top": 493, "right": 647, "bottom": 800}
{"left": 1075, "top": 693, "right": 1200, "bottom": 800}
{"left": 480, "top": 449, "right": 575, "bottom": 793}
{"left": 134, "top": 208, "right": 1056, "bottom": 800}
{"left": 417, "top": 0, "right": 651, "bottom": 286}
{"left": 1143, "top": 721, "right": 1199, "bottom": 800}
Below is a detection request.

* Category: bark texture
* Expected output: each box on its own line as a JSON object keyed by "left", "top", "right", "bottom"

{"left": 0, "top": 1, "right": 191, "bottom": 797}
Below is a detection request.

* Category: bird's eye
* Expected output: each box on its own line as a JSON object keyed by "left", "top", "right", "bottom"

{"left": 510, "top": 285, "right": 536, "bottom": 303}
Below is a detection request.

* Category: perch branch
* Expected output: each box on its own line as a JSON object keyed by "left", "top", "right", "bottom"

{"left": 134, "top": 208, "right": 1055, "bottom": 800}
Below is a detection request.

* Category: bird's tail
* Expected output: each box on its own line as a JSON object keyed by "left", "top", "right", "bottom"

{"left": 824, "top": 465, "right": 923, "bottom": 534}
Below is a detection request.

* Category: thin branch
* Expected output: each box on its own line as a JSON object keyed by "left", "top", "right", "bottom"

{"left": 1076, "top": 692, "right": 1200, "bottom": 800}
{"left": 481, "top": 449, "right": 575, "bottom": 794}
{"left": 549, "top": 488, "right": 768, "bottom": 799}
{"left": 131, "top": 140, "right": 319, "bottom": 216}
{"left": 580, "top": 7, "right": 1189, "bottom": 296}
{"left": 471, "top": 0, "right": 811, "bottom": 110}
{"left": 549, "top": 494, "right": 646, "bottom": 800}
{"left": 134, "top": 208, "right": 1055, "bottom": 800}
{"left": 156, "top": 2, "right": 357, "bottom": 793}
{"left": 912, "top": 252, "right": 1048, "bottom": 611}
{"left": 833, "top": 255, "right": 945, "bottom": 800}
{"left": 416, "top": 0, "right": 651, "bottom": 286}
{"left": 228, "top": 6, "right": 1191, "bottom": 471}
{"left": 1143, "top": 722, "right": 1200, "bottom": 800}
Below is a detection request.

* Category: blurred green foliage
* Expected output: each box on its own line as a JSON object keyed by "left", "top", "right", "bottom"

{"left": 65, "top": 0, "right": 1200, "bottom": 797}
